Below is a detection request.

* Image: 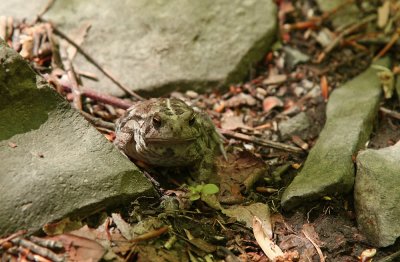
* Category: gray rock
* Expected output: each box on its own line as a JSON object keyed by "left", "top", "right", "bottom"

{"left": 0, "top": 39, "right": 155, "bottom": 235}
{"left": 40, "top": 0, "right": 277, "bottom": 96}
{"left": 283, "top": 46, "right": 310, "bottom": 69}
{"left": 281, "top": 58, "right": 390, "bottom": 210}
{"left": 354, "top": 142, "right": 400, "bottom": 247}
{"left": 0, "top": 0, "right": 49, "bottom": 20}
{"left": 279, "top": 112, "right": 311, "bottom": 140}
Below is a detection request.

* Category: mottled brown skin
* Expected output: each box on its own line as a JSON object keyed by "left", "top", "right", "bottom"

{"left": 114, "top": 98, "right": 225, "bottom": 181}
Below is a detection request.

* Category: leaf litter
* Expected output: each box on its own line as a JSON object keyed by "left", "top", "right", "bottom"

{"left": 2, "top": 0, "right": 400, "bottom": 261}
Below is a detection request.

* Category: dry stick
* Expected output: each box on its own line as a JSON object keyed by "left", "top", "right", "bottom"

{"left": 0, "top": 230, "right": 26, "bottom": 246}
{"left": 61, "top": 84, "right": 133, "bottom": 109}
{"left": 65, "top": 59, "right": 83, "bottom": 110}
{"left": 36, "top": 0, "right": 55, "bottom": 18}
{"left": 11, "top": 237, "right": 64, "bottom": 262}
{"left": 373, "top": 29, "right": 400, "bottom": 61}
{"left": 317, "top": 14, "right": 377, "bottom": 63}
{"left": 80, "top": 111, "right": 115, "bottom": 131}
{"left": 220, "top": 129, "right": 304, "bottom": 154}
{"left": 37, "top": 17, "right": 144, "bottom": 101}
{"left": 376, "top": 249, "right": 400, "bottom": 262}
{"left": 379, "top": 107, "right": 400, "bottom": 120}
{"left": 302, "top": 229, "right": 325, "bottom": 262}
{"left": 130, "top": 226, "right": 169, "bottom": 243}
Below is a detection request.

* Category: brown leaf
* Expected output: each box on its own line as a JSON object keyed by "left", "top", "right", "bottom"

{"left": 224, "top": 93, "right": 257, "bottom": 108}
{"left": 216, "top": 151, "right": 267, "bottom": 204}
{"left": 48, "top": 234, "right": 105, "bottom": 262}
{"left": 220, "top": 114, "right": 251, "bottom": 130}
{"left": 262, "top": 96, "right": 283, "bottom": 112}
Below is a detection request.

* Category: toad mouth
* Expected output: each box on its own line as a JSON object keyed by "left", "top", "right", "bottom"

{"left": 145, "top": 137, "right": 198, "bottom": 144}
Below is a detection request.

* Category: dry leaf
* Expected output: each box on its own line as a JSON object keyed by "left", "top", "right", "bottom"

{"left": 263, "top": 96, "right": 283, "bottom": 112}
{"left": 253, "top": 216, "right": 284, "bottom": 261}
{"left": 48, "top": 234, "right": 105, "bottom": 261}
{"left": 220, "top": 114, "right": 250, "bottom": 130}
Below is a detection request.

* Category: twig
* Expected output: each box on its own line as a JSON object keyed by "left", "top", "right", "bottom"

{"left": 302, "top": 229, "right": 325, "bottom": 262}
{"left": 45, "top": 73, "right": 134, "bottom": 109}
{"left": 80, "top": 111, "right": 115, "bottom": 131}
{"left": 36, "top": 0, "right": 55, "bottom": 18}
{"left": 64, "top": 58, "right": 83, "bottom": 110}
{"left": 219, "top": 129, "right": 304, "bottom": 154}
{"left": 37, "top": 16, "right": 144, "bottom": 101}
{"left": 11, "top": 237, "right": 64, "bottom": 262}
{"left": 376, "top": 249, "right": 400, "bottom": 262}
{"left": 63, "top": 84, "right": 133, "bottom": 109}
{"left": 317, "top": 14, "right": 376, "bottom": 63}
{"left": 373, "top": 29, "right": 400, "bottom": 61}
{"left": 380, "top": 107, "right": 400, "bottom": 120}
{"left": 130, "top": 226, "right": 169, "bottom": 243}
{"left": 0, "top": 230, "right": 26, "bottom": 246}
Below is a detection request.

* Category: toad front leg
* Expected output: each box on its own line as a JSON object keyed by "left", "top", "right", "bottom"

{"left": 191, "top": 148, "right": 217, "bottom": 182}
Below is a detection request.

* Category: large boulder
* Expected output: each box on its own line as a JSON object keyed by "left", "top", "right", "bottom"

{"left": 354, "top": 142, "right": 400, "bottom": 247}
{"left": 41, "top": 0, "right": 277, "bottom": 96}
{"left": 0, "top": 39, "right": 155, "bottom": 235}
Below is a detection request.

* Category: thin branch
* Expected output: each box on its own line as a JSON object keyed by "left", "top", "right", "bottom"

{"left": 63, "top": 85, "right": 133, "bottom": 109}
{"left": 373, "top": 29, "right": 400, "bottom": 61}
{"left": 37, "top": 16, "right": 144, "bottom": 101}
{"left": 219, "top": 129, "right": 305, "bottom": 154}
{"left": 130, "top": 226, "right": 169, "bottom": 243}
{"left": 376, "top": 249, "right": 400, "bottom": 262}
{"left": 302, "top": 229, "right": 325, "bottom": 262}
{"left": 80, "top": 111, "right": 115, "bottom": 131}
{"left": 11, "top": 237, "right": 64, "bottom": 262}
{"left": 380, "top": 107, "right": 400, "bottom": 120}
{"left": 36, "top": 0, "right": 55, "bottom": 18}
{"left": 317, "top": 14, "right": 376, "bottom": 63}
{"left": 0, "top": 230, "right": 26, "bottom": 246}
{"left": 45, "top": 74, "right": 133, "bottom": 109}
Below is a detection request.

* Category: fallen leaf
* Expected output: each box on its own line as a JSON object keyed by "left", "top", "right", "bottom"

{"left": 224, "top": 93, "right": 257, "bottom": 108}
{"left": 43, "top": 218, "right": 83, "bottom": 236}
{"left": 48, "top": 234, "right": 105, "bottom": 261}
{"left": 253, "top": 216, "right": 284, "bottom": 261}
{"left": 263, "top": 96, "right": 283, "bottom": 112}
{"left": 262, "top": 74, "right": 287, "bottom": 85}
{"left": 220, "top": 114, "right": 251, "bottom": 130}
{"left": 216, "top": 151, "right": 267, "bottom": 204}
{"left": 112, "top": 213, "right": 133, "bottom": 240}
{"left": 223, "top": 203, "right": 271, "bottom": 233}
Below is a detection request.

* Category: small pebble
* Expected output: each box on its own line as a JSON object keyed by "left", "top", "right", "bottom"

{"left": 185, "top": 90, "right": 199, "bottom": 99}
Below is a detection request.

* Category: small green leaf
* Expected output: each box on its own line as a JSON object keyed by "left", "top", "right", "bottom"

{"left": 189, "top": 193, "right": 200, "bottom": 201}
{"left": 201, "top": 184, "right": 219, "bottom": 195}
{"left": 195, "top": 184, "right": 203, "bottom": 192}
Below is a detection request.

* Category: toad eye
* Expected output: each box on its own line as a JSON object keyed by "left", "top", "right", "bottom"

{"left": 152, "top": 115, "right": 162, "bottom": 128}
{"left": 188, "top": 114, "right": 196, "bottom": 126}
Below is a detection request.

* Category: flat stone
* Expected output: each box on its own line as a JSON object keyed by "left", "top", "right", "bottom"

{"left": 354, "top": 142, "right": 400, "bottom": 247}
{"left": 281, "top": 58, "right": 390, "bottom": 210}
{"left": 40, "top": 0, "right": 277, "bottom": 96}
{"left": 0, "top": 39, "right": 155, "bottom": 236}
{"left": 279, "top": 112, "right": 311, "bottom": 140}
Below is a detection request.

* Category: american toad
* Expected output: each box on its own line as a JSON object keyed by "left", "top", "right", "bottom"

{"left": 114, "top": 98, "right": 225, "bottom": 181}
